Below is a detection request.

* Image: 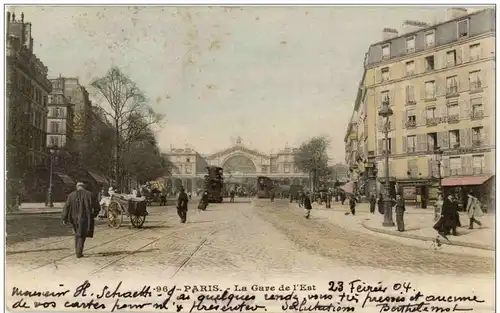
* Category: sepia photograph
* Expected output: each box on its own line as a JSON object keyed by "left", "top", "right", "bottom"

{"left": 4, "top": 4, "right": 496, "bottom": 312}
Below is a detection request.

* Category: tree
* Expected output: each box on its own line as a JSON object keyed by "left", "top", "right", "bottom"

{"left": 294, "top": 136, "right": 331, "bottom": 191}
{"left": 91, "top": 67, "right": 163, "bottom": 189}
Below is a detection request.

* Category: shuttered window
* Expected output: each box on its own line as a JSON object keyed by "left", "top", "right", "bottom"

{"left": 450, "top": 157, "right": 461, "bottom": 176}
{"left": 425, "top": 31, "right": 435, "bottom": 48}
{"left": 425, "top": 81, "right": 435, "bottom": 99}
{"left": 472, "top": 155, "right": 485, "bottom": 174}
{"left": 458, "top": 19, "right": 469, "bottom": 38}
{"left": 469, "top": 44, "right": 480, "bottom": 61}
{"left": 407, "top": 136, "right": 416, "bottom": 153}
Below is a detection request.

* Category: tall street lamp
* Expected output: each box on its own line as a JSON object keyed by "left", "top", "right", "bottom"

{"left": 434, "top": 146, "right": 443, "bottom": 192}
{"left": 47, "top": 147, "right": 58, "bottom": 208}
{"left": 379, "top": 94, "right": 395, "bottom": 227}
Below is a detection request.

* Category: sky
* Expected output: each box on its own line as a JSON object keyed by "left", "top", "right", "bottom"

{"left": 8, "top": 5, "right": 485, "bottom": 163}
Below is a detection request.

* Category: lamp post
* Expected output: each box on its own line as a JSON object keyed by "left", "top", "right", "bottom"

{"left": 434, "top": 147, "right": 443, "bottom": 192}
{"left": 47, "top": 147, "right": 57, "bottom": 208}
{"left": 379, "top": 94, "right": 395, "bottom": 227}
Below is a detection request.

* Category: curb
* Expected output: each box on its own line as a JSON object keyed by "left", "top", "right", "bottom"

{"left": 7, "top": 210, "right": 62, "bottom": 216}
{"left": 361, "top": 221, "right": 495, "bottom": 251}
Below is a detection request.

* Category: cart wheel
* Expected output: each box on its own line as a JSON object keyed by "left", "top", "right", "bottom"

{"left": 108, "top": 201, "right": 123, "bottom": 229}
{"left": 130, "top": 214, "right": 146, "bottom": 228}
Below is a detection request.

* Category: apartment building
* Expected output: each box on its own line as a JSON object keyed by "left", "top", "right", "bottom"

{"left": 362, "top": 8, "right": 495, "bottom": 206}
{"left": 47, "top": 77, "right": 74, "bottom": 150}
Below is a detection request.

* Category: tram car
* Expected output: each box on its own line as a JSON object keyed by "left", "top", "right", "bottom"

{"left": 256, "top": 176, "right": 274, "bottom": 198}
{"left": 204, "top": 166, "right": 224, "bottom": 203}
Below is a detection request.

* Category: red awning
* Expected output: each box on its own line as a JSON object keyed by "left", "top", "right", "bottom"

{"left": 441, "top": 175, "right": 493, "bottom": 187}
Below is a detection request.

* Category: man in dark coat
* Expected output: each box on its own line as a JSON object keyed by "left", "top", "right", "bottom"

{"left": 62, "top": 182, "right": 100, "bottom": 258}
{"left": 369, "top": 194, "right": 376, "bottom": 214}
{"left": 304, "top": 191, "right": 313, "bottom": 219}
{"left": 395, "top": 193, "right": 406, "bottom": 232}
{"left": 177, "top": 186, "right": 189, "bottom": 223}
{"left": 435, "top": 193, "right": 459, "bottom": 238}
{"left": 198, "top": 191, "right": 209, "bottom": 211}
{"left": 349, "top": 194, "right": 357, "bottom": 215}
{"left": 377, "top": 193, "right": 384, "bottom": 214}
{"left": 340, "top": 192, "right": 346, "bottom": 205}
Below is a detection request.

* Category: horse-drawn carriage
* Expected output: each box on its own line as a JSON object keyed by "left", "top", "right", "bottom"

{"left": 102, "top": 194, "right": 148, "bottom": 229}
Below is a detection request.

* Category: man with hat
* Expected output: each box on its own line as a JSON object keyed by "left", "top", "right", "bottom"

{"left": 62, "top": 182, "right": 100, "bottom": 258}
{"left": 177, "top": 186, "right": 189, "bottom": 223}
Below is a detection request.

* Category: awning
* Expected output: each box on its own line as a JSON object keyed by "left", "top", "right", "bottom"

{"left": 54, "top": 172, "right": 74, "bottom": 185}
{"left": 441, "top": 175, "right": 493, "bottom": 187}
{"left": 88, "top": 171, "right": 108, "bottom": 184}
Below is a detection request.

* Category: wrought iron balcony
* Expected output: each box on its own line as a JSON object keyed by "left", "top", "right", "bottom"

{"left": 426, "top": 117, "right": 439, "bottom": 126}
{"left": 405, "top": 119, "right": 417, "bottom": 128}
{"left": 470, "top": 81, "right": 482, "bottom": 93}
{"left": 446, "top": 87, "right": 459, "bottom": 98}
{"left": 472, "top": 140, "right": 483, "bottom": 147}
{"left": 405, "top": 100, "right": 416, "bottom": 106}
{"left": 447, "top": 114, "right": 459, "bottom": 124}
{"left": 473, "top": 167, "right": 485, "bottom": 175}
{"left": 471, "top": 110, "right": 484, "bottom": 120}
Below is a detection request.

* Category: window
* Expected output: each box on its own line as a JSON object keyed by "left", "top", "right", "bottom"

{"left": 49, "top": 135, "right": 60, "bottom": 148}
{"left": 446, "top": 76, "right": 458, "bottom": 95}
{"left": 50, "top": 121, "right": 60, "bottom": 133}
{"left": 406, "top": 36, "right": 415, "bottom": 53}
{"left": 450, "top": 157, "right": 461, "bottom": 176}
{"left": 470, "top": 44, "right": 480, "bottom": 61}
{"left": 472, "top": 155, "right": 485, "bottom": 174}
{"left": 284, "top": 164, "right": 290, "bottom": 173}
{"left": 457, "top": 19, "right": 469, "bottom": 38}
{"left": 425, "top": 31, "right": 435, "bottom": 48}
{"left": 425, "top": 81, "right": 436, "bottom": 99}
{"left": 381, "top": 67, "right": 389, "bottom": 82}
{"left": 469, "top": 71, "right": 482, "bottom": 91}
{"left": 446, "top": 50, "right": 457, "bottom": 67}
{"left": 471, "top": 97, "right": 483, "bottom": 119}
{"left": 382, "top": 138, "right": 392, "bottom": 153}
{"left": 448, "top": 103, "right": 459, "bottom": 116}
{"left": 185, "top": 165, "right": 192, "bottom": 174}
{"left": 472, "top": 127, "right": 484, "bottom": 146}
{"left": 405, "top": 61, "right": 415, "bottom": 76}
{"left": 405, "top": 85, "right": 415, "bottom": 104}
{"left": 427, "top": 132, "right": 437, "bottom": 150}
{"left": 407, "top": 109, "right": 416, "bottom": 122}
{"left": 380, "top": 90, "right": 389, "bottom": 105}
{"left": 407, "top": 135, "right": 416, "bottom": 153}
{"left": 382, "top": 44, "right": 390, "bottom": 59}
{"left": 426, "top": 107, "right": 436, "bottom": 119}
{"left": 186, "top": 157, "right": 190, "bottom": 163}
{"left": 423, "top": 55, "right": 435, "bottom": 72}
{"left": 449, "top": 130, "right": 460, "bottom": 148}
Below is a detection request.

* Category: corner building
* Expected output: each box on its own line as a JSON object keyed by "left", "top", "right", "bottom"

{"left": 363, "top": 8, "right": 495, "bottom": 208}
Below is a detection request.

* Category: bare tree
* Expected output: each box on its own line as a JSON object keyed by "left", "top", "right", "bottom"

{"left": 91, "top": 67, "right": 163, "bottom": 189}
{"left": 294, "top": 135, "right": 331, "bottom": 193}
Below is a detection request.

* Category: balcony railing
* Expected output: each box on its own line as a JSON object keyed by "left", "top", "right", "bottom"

{"left": 450, "top": 169, "right": 460, "bottom": 176}
{"left": 405, "top": 120, "right": 417, "bottom": 128}
{"left": 472, "top": 140, "right": 483, "bottom": 147}
{"left": 471, "top": 110, "right": 484, "bottom": 120}
{"left": 473, "top": 167, "right": 485, "bottom": 175}
{"left": 447, "top": 114, "right": 459, "bottom": 124}
{"left": 470, "top": 81, "right": 482, "bottom": 92}
{"left": 450, "top": 143, "right": 460, "bottom": 149}
{"left": 446, "top": 87, "right": 459, "bottom": 97}
{"left": 405, "top": 100, "right": 416, "bottom": 106}
{"left": 426, "top": 117, "right": 439, "bottom": 126}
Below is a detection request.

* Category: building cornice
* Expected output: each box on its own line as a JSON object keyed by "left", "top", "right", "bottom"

{"left": 366, "top": 31, "right": 495, "bottom": 70}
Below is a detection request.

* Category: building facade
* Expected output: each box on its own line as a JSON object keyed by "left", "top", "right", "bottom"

{"left": 163, "top": 137, "right": 309, "bottom": 194}
{"left": 47, "top": 77, "right": 74, "bottom": 150}
{"left": 6, "top": 12, "right": 52, "bottom": 181}
{"left": 349, "top": 8, "right": 495, "bottom": 207}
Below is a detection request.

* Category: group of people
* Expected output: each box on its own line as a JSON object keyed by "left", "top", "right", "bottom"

{"left": 433, "top": 191, "right": 484, "bottom": 240}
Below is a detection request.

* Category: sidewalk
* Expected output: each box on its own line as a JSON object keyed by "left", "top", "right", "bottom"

{"left": 296, "top": 202, "right": 495, "bottom": 251}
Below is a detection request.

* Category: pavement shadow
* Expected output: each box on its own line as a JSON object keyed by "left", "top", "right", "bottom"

{"left": 92, "top": 248, "right": 159, "bottom": 257}
{"left": 187, "top": 221, "right": 213, "bottom": 224}
{"left": 140, "top": 225, "right": 173, "bottom": 230}
{"left": 6, "top": 247, "right": 69, "bottom": 255}
{"left": 6, "top": 215, "right": 75, "bottom": 245}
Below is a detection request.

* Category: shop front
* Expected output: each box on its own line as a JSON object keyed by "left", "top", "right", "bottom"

{"left": 441, "top": 175, "right": 495, "bottom": 212}
{"left": 396, "top": 179, "right": 435, "bottom": 209}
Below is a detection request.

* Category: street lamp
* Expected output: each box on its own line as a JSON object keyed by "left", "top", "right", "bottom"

{"left": 378, "top": 94, "right": 395, "bottom": 227}
{"left": 434, "top": 146, "right": 443, "bottom": 192}
{"left": 47, "top": 147, "right": 58, "bottom": 208}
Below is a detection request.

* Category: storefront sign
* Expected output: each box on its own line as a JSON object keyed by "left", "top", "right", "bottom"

{"left": 402, "top": 186, "right": 416, "bottom": 200}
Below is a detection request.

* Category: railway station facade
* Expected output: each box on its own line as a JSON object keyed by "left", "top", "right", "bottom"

{"left": 163, "top": 137, "right": 309, "bottom": 194}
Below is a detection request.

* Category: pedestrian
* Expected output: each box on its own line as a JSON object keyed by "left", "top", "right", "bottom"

{"left": 340, "top": 192, "right": 346, "bottom": 205}
{"left": 466, "top": 191, "right": 483, "bottom": 229}
{"left": 230, "top": 190, "right": 235, "bottom": 203}
{"left": 369, "top": 194, "right": 376, "bottom": 214}
{"left": 377, "top": 193, "right": 384, "bottom": 214}
{"left": 61, "top": 182, "right": 100, "bottom": 258}
{"left": 434, "top": 193, "right": 459, "bottom": 239}
{"left": 304, "top": 192, "right": 312, "bottom": 219}
{"left": 349, "top": 194, "right": 357, "bottom": 215}
{"left": 270, "top": 190, "right": 275, "bottom": 202}
{"left": 177, "top": 186, "right": 189, "bottom": 223}
{"left": 198, "top": 191, "right": 209, "bottom": 211}
{"left": 395, "top": 192, "right": 406, "bottom": 232}
{"left": 434, "top": 193, "right": 443, "bottom": 221}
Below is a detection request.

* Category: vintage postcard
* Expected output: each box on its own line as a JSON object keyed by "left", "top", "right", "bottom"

{"left": 4, "top": 4, "right": 496, "bottom": 313}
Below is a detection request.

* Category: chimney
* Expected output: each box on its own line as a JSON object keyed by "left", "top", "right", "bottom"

{"left": 445, "top": 8, "right": 468, "bottom": 21}
{"left": 401, "top": 20, "right": 429, "bottom": 34}
{"left": 382, "top": 28, "right": 398, "bottom": 40}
